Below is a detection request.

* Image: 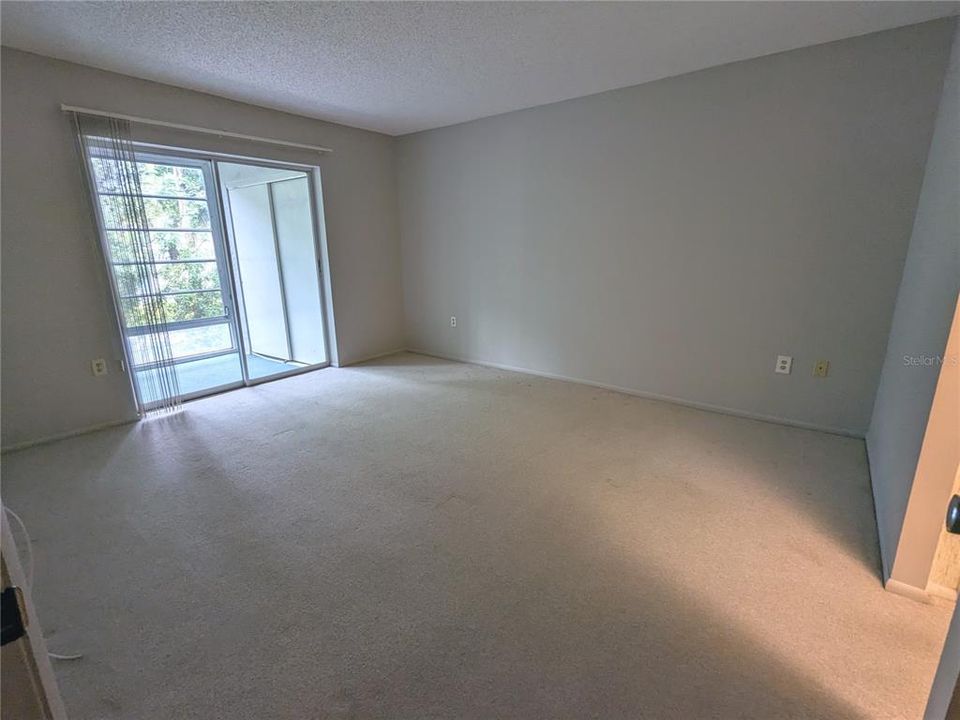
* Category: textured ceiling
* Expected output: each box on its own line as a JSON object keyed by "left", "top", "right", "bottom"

{"left": 2, "top": 1, "right": 957, "bottom": 136}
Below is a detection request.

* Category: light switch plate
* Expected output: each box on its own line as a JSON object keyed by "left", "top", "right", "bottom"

{"left": 814, "top": 359, "right": 830, "bottom": 378}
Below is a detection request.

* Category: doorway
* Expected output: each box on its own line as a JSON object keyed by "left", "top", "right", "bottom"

{"left": 217, "top": 161, "right": 329, "bottom": 382}
{"left": 85, "top": 148, "right": 331, "bottom": 410}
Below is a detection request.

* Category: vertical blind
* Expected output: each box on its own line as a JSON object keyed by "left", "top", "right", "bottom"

{"left": 72, "top": 113, "right": 183, "bottom": 414}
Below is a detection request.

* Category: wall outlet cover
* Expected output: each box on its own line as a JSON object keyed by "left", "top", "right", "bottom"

{"left": 775, "top": 355, "right": 792, "bottom": 374}
{"left": 91, "top": 358, "right": 108, "bottom": 376}
{"left": 450, "top": 316, "right": 457, "bottom": 327}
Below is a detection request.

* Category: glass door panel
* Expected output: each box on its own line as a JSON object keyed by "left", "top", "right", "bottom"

{"left": 273, "top": 177, "right": 328, "bottom": 366}
{"left": 87, "top": 153, "right": 244, "bottom": 407}
{"left": 217, "top": 161, "right": 329, "bottom": 383}
{"left": 225, "top": 183, "right": 291, "bottom": 363}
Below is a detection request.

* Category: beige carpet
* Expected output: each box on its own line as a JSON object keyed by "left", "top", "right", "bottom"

{"left": 1, "top": 352, "right": 951, "bottom": 719}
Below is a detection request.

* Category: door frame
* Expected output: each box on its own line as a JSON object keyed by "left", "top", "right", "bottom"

{"left": 132, "top": 150, "right": 247, "bottom": 408}
{"left": 84, "top": 140, "right": 336, "bottom": 413}
{"left": 82, "top": 147, "right": 247, "bottom": 412}
{"left": 212, "top": 158, "right": 334, "bottom": 387}
{"left": 129, "top": 141, "right": 339, "bottom": 366}
{"left": 1, "top": 510, "right": 68, "bottom": 719}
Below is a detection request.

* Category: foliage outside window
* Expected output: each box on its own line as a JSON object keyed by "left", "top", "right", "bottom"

{"left": 90, "top": 158, "right": 233, "bottom": 359}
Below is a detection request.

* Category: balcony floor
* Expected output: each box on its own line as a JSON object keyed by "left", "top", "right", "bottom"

{"left": 135, "top": 353, "right": 302, "bottom": 404}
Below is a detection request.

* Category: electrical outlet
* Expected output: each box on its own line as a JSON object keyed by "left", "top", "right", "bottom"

{"left": 813, "top": 359, "right": 830, "bottom": 378}
{"left": 450, "top": 316, "right": 457, "bottom": 328}
{"left": 91, "top": 358, "right": 108, "bottom": 376}
{"left": 775, "top": 355, "right": 792, "bottom": 375}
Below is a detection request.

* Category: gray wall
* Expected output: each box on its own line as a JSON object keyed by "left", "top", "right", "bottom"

{"left": 398, "top": 21, "right": 955, "bottom": 435}
{"left": 1, "top": 48, "right": 404, "bottom": 448}
{"left": 867, "top": 25, "right": 960, "bottom": 582}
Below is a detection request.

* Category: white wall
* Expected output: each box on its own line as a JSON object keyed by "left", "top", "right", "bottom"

{"left": 273, "top": 177, "right": 329, "bottom": 366}
{"left": 398, "top": 21, "right": 955, "bottom": 435}
{"left": 228, "top": 184, "right": 291, "bottom": 360}
{"left": 2, "top": 21, "right": 955, "bottom": 450}
{"left": 868, "top": 24, "right": 960, "bottom": 583}
{"left": 0, "top": 48, "right": 404, "bottom": 448}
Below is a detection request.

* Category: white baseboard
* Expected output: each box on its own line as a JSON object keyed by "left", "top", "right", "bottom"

{"left": 927, "top": 582, "right": 959, "bottom": 604}
{"left": 406, "top": 348, "right": 863, "bottom": 439}
{"left": 3, "top": 350, "right": 406, "bottom": 451}
{"left": 339, "top": 347, "right": 408, "bottom": 367}
{"left": 885, "top": 578, "right": 934, "bottom": 603}
{"left": 2, "top": 418, "right": 137, "bottom": 454}
{"left": 884, "top": 577, "right": 957, "bottom": 607}
{"left": 1, "top": 348, "right": 861, "bottom": 450}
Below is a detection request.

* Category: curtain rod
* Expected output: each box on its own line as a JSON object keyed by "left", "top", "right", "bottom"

{"left": 60, "top": 104, "right": 333, "bottom": 154}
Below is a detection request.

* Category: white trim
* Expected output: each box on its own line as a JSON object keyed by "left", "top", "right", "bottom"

{"left": 127, "top": 141, "right": 323, "bottom": 171}
{"left": 1, "top": 511, "right": 69, "bottom": 719}
{"left": 339, "top": 347, "right": 408, "bottom": 368}
{"left": 1, "top": 418, "right": 136, "bottom": 454}
{"left": 884, "top": 577, "right": 941, "bottom": 605}
{"left": 61, "top": 104, "right": 333, "bottom": 154}
{"left": 0, "top": 348, "right": 860, "bottom": 450}
{"left": 213, "top": 159, "right": 335, "bottom": 378}
{"left": 310, "top": 167, "right": 340, "bottom": 367}
{"left": 927, "top": 582, "right": 959, "bottom": 604}
{"left": 883, "top": 577, "right": 956, "bottom": 607}
{"left": 405, "top": 348, "right": 864, "bottom": 438}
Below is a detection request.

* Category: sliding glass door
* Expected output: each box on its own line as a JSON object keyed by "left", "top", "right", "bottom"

{"left": 217, "top": 161, "right": 329, "bottom": 382}
{"left": 85, "top": 146, "right": 331, "bottom": 411}
{"left": 88, "top": 152, "right": 244, "bottom": 408}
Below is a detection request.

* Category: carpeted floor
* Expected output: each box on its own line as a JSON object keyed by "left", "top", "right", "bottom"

{"left": 1, "top": 352, "right": 952, "bottom": 719}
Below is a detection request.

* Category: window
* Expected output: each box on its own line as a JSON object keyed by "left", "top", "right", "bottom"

{"left": 81, "top": 141, "right": 331, "bottom": 409}
{"left": 89, "top": 156, "right": 236, "bottom": 365}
